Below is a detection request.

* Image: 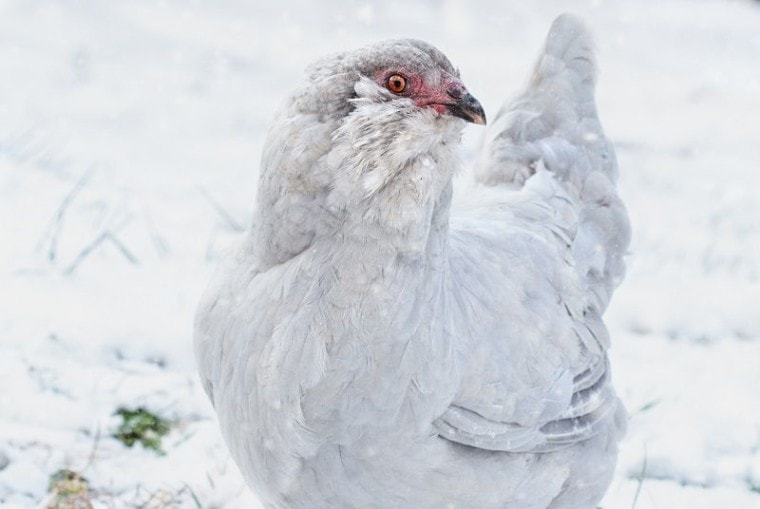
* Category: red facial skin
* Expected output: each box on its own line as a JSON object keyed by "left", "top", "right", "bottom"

{"left": 374, "top": 69, "right": 468, "bottom": 115}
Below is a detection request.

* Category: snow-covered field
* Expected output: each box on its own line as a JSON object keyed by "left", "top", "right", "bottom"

{"left": 1, "top": 0, "right": 759, "bottom": 507}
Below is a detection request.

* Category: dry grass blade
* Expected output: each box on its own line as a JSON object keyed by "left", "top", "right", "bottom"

{"left": 631, "top": 448, "right": 648, "bottom": 509}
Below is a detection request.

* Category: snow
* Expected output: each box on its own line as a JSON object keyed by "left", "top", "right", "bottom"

{"left": 1, "top": 0, "right": 759, "bottom": 507}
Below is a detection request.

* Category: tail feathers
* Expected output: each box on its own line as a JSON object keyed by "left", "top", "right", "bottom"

{"left": 475, "top": 14, "right": 606, "bottom": 187}
{"left": 532, "top": 14, "right": 597, "bottom": 95}
{"left": 475, "top": 14, "right": 630, "bottom": 312}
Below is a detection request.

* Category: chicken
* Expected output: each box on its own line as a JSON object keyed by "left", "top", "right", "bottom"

{"left": 194, "top": 14, "right": 630, "bottom": 509}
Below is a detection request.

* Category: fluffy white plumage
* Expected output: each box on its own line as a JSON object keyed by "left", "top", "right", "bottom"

{"left": 194, "top": 14, "right": 630, "bottom": 509}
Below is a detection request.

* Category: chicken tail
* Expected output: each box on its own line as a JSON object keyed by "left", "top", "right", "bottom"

{"left": 474, "top": 14, "right": 630, "bottom": 314}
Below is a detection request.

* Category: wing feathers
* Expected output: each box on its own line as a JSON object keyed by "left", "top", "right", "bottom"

{"left": 435, "top": 354, "right": 616, "bottom": 453}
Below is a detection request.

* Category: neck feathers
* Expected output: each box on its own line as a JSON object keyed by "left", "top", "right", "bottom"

{"left": 253, "top": 92, "right": 462, "bottom": 268}
{"left": 326, "top": 99, "right": 462, "bottom": 245}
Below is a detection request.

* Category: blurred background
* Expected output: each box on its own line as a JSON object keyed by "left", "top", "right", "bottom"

{"left": 1, "top": 0, "right": 758, "bottom": 507}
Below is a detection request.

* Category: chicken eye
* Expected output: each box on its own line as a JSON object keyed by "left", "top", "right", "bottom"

{"left": 386, "top": 74, "right": 407, "bottom": 94}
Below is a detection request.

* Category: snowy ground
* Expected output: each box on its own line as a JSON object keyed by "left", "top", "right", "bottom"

{"left": 1, "top": 0, "right": 759, "bottom": 507}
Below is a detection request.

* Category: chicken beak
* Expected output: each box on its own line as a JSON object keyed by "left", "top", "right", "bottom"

{"left": 448, "top": 93, "right": 487, "bottom": 125}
